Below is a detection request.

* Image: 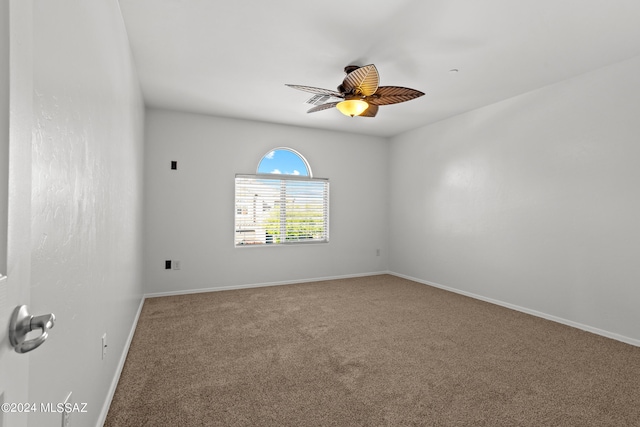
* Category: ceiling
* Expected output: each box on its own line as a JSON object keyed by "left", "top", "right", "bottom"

{"left": 117, "top": 0, "right": 640, "bottom": 138}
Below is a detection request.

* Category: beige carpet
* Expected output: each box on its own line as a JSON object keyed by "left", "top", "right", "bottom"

{"left": 105, "top": 274, "right": 640, "bottom": 426}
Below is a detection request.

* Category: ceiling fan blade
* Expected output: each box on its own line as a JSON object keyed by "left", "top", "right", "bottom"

{"left": 286, "top": 84, "right": 343, "bottom": 98}
{"left": 367, "top": 86, "right": 425, "bottom": 106}
{"left": 307, "top": 102, "right": 339, "bottom": 114}
{"left": 341, "top": 64, "right": 379, "bottom": 96}
{"left": 360, "top": 104, "right": 378, "bottom": 118}
{"left": 306, "top": 94, "right": 333, "bottom": 105}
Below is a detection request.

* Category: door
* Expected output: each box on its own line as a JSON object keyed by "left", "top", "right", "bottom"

{"left": 0, "top": 1, "right": 33, "bottom": 426}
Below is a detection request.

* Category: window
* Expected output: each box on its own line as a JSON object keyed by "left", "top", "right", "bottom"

{"left": 235, "top": 148, "right": 329, "bottom": 246}
{"left": 257, "top": 148, "right": 310, "bottom": 176}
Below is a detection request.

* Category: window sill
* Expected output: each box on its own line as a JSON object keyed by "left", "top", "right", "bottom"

{"left": 235, "top": 240, "right": 329, "bottom": 248}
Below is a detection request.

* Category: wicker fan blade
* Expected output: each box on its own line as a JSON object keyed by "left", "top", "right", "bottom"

{"left": 286, "top": 84, "right": 343, "bottom": 98}
{"left": 367, "top": 86, "right": 424, "bottom": 106}
{"left": 342, "top": 64, "right": 379, "bottom": 96}
{"left": 360, "top": 104, "right": 379, "bottom": 117}
{"left": 307, "top": 102, "right": 339, "bottom": 114}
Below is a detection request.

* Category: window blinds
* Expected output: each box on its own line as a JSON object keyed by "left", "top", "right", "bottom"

{"left": 235, "top": 174, "right": 329, "bottom": 246}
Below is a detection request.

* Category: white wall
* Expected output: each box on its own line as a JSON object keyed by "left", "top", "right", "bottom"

{"left": 28, "top": 1, "right": 145, "bottom": 426}
{"left": 389, "top": 55, "right": 640, "bottom": 344}
{"left": 144, "top": 109, "right": 388, "bottom": 295}
{"left": 1, "top": 0, "right": 8, "bottom": 274}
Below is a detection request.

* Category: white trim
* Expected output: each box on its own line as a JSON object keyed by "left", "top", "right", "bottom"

{"left": 389, "top": 271, "right": 640, "bottom": 348}
{"left": 144, "top": 271, "right": 390, "bottom": 299}
{"left": 96, "top": 296, "right": 146, "bottom": 427}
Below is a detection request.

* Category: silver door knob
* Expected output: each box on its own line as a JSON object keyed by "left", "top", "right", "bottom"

{"left": 9, "top": 305, "right": 56, "bottom": 354}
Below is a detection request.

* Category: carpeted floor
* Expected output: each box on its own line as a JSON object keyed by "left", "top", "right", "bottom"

{"left": 105, "top": 274, "right": 640, "bottom": 426}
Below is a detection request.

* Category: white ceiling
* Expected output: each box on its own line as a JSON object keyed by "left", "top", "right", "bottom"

{"left": 117, "top": 0, "right": 640, "bottom": 138}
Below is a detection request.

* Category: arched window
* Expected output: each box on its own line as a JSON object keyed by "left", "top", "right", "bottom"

{"left": 257, "top": 148, "right": 311, "bottom": 177}
{"left": 235, "top": 148, "right": 329, "bottom": 246}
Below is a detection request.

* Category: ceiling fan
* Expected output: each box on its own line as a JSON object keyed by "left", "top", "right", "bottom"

{"left": 286, "top": 64, "right": 424, "bottom": 117}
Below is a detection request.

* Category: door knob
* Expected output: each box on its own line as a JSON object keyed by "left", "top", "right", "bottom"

{"left": 9, "top": 305, "right": 56, "bottom": 354}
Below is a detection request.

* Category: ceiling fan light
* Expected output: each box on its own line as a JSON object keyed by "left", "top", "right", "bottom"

{"left": 336, "top": 99, "right": 369, "bottom": 117}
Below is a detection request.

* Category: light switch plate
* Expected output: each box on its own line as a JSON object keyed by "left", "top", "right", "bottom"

{"left": 101, "top": 333, "right": 107, "bottom": 360}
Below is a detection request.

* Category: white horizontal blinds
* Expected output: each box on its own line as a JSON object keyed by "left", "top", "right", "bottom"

{"left": 235, "top": 175, "right": 329, "bottom": 246}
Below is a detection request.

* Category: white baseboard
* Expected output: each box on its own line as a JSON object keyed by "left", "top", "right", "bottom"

{"left": 96, "top": 296, "right": 146, "bottom": 427}
{"left": 389, "top": 271, "right": 640, "bottom": 348}
{"left": 144, "top": 271, "right": 391, "bottom": 298}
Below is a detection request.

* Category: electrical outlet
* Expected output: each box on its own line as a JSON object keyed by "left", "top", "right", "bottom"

{"left": 376, "top": 249, "right": 380, "bottom": 256}
{"left": 165, "top": 260, "right": 171, "bottom": 269}
{"left": 173, "top": 260, "right": 181, "bottom": 270}
{"left": 61, "top": 392, "right": 72, "bottom": 427}
{"left": 101, "top": 333, "right": 107, "bottom": 360}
